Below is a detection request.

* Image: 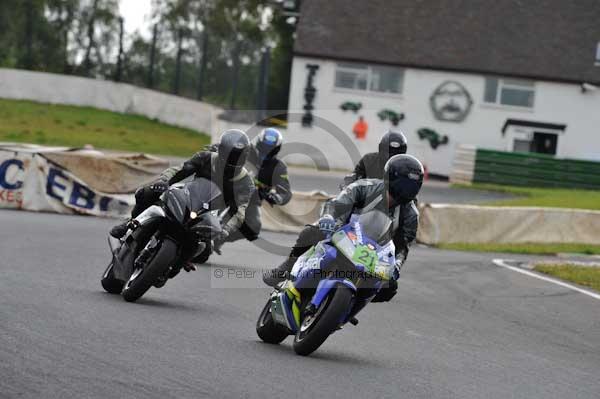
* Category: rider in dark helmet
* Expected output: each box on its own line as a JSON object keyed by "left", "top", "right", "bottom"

{"left": 109, "top": 130, "right": 255, "bottom": 257}
{"left": 218, "top": 128, "right": 292, "bottom": 246}
{"left": 342, "top": 129, "right": 408, "bottom": 187}
{"left": 217, "top": 129, "right": 251, "bottom": 178}
{"left": 264, "top": 154, "right": 424, "bottom": 302}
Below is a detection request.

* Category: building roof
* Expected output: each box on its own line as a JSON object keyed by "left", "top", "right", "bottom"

{"left": 294, "top": 0, "right": 600, "bottom": 85}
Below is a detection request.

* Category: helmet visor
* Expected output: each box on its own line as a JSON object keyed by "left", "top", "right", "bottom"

{"left": 219, "top": 147, "right": 248, "bottom": 171}
{"left": 257, "top": 129, "right": 280, "bottom": 159}
{"left": 388, "top": 175, "right": 422, "bottom": 203}
{"left": 388, "top": 141, "right": 406, "bottom": 157}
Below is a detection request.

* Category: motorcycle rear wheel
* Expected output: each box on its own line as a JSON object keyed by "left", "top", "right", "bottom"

{"left": 121, "top": 238, "right": 178, "bottom": 302}
{"left": 293, "top": 284, "right": 353, "bottom": 356}
{"left": 256, "top": 299, "right": 289, "bottom": 344}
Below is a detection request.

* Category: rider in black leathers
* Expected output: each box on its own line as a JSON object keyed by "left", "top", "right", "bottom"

{"left": 223, "top": 128, "right": 292, "bottom": 244}
{"left": 203, "top": 128, "right": 292, "bottom": 250}
{"left": 264, "top": 155, "right": 424, "bottom": 302}
{"left": 109, "top": 130, "right": 255, "bottom": 257}
{"left": 342, "top": 129, "right": 408, "bottom": 188}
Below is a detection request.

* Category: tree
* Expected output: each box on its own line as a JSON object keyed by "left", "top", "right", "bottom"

{"left": 208, "top": 0, "right": 267, "bottom": 109}
{"left": 46, "top": 0, "right": 79, "bottom": 72}
{"left": 74, "top": 0, "right": 119, "bottom": 76}
{"left": 266, "top": 7, "right": 295, "bottom": 111}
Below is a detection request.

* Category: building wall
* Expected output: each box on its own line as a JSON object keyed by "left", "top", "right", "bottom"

{"left": 287, "top": 56, "right": 600, "bottom": 174}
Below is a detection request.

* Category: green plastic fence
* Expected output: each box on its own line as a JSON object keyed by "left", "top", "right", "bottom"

{"left": 473, "top": 149, "right": 600, "bottom": 190}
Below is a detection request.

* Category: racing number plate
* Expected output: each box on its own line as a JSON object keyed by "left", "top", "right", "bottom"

{"left": 352, "top": 245, "right": 378, "bottom": 272}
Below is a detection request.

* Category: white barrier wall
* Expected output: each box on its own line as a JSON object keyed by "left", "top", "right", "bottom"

{"left": 418, "top": 204, "right": 600, "bottom": 245}
{"left": 0, "top": 68, "right": 222, "bottom": 135}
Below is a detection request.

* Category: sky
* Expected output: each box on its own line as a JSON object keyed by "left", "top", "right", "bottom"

{"left": 120, "top": 0, "right": 153, "bottom": 38}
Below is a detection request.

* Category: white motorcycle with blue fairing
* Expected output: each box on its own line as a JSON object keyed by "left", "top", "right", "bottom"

{"left": 256, "top": 210, "right": 397, "bottom": 356}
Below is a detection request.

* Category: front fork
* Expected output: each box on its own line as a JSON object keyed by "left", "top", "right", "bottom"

{"left": 134, "top": 236, "right": 161, "bottom": 269}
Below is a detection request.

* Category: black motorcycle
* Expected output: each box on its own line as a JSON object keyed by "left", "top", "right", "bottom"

{"left": 101, "top": 177, "right": 225, "bottom": 302}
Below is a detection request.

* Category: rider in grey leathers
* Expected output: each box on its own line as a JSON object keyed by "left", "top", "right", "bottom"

{"left": 264, "top": 154, "right": 423, "bottom": 302}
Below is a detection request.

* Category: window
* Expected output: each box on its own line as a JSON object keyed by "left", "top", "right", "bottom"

{"left": 596, "top": 42, "right": 600, "bottom": 66}
{"left": 335, "top": 63, "right": 368, "bottom": 91}
{"left": 513, "top": 133, "right": 558, "bottom": 155}
{"left": 370, "top": 66, "right": 403, "bottom": 93}
{"left": 335, "top": 63, "right": 404, "bottom": 94}
{"left": 484, "top": 77, "right": 535, "bottom": 108}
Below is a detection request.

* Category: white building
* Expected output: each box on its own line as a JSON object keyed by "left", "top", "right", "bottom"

{"left": 284, "top": 0, "right": 600, "bottom": 176}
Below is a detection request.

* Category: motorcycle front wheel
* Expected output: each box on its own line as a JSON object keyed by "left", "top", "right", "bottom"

{"left": 101, "top": 262, "right": 124, "bottom": 294}
{"left": 256, "top": 299, "right": 289, "bottom": 344}
{"left": 121, "top": 238, "right": 178, "bottom": 302}
{"left": 293, "top": 283, "right": 353, "bottom": 356}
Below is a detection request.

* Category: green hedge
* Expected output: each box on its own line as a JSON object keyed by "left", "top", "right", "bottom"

{"left": 473, "top": 149, "right": 600, "bottom": 189}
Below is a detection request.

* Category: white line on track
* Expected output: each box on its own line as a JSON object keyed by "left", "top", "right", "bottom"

{"left": 492, "top": 259, "right": 600, "bottom": 301}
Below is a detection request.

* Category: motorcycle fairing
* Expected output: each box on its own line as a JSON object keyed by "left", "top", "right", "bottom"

{"left": 310, "top": 278, "right": 357, "bottom": 309}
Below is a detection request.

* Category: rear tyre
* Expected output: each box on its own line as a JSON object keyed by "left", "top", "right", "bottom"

{"left": 293, "top": 284, "right": 353, "bottom": 356}
{"left": 101, "top": 262, "right": 124, "bottom": 294}
{"left": 256, "top": 299, "right": 289, "bottom": 344}
{"left": 121, "top": 238, "right": 178, "bottom": 303}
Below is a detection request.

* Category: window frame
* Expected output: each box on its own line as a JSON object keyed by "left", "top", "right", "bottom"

{"left": 484, "top": 77, "right": 536, "bottom": 109}
{"left": 334, "top": 62, "right": 404, "bottom": 96}
{"left": 334, "top": 63, "right": 369, "bottom": 91}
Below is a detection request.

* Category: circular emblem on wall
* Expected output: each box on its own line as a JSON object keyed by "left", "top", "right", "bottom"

{"left": 429, "top": 81, "right": 473, "bottom": 122}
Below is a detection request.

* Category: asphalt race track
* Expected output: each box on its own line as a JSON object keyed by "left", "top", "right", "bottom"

{"left": 1, "top": 210, "right": 599, "bottom": 399}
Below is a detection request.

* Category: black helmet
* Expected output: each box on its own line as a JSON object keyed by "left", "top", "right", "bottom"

{"left": 379, "top": 130, "right": 408, "bottom": 160}
{"left": 254, "top": 128, "right": 283, "bottom": 161}
{"left": 217, "top": 129, "right": 250, "bottom": 175}
{"left": 384, "top": 154, "right": 424, "bottom": 204}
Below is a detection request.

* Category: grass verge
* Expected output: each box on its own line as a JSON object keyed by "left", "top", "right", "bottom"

{"left": 452, "top": 183, "right": 600, "bottom": 211}
{"left": 534, "top": 263, "right": 600, "bottom": 292}
{"left": 0, "top": 98, "right": 210, "bottom": 157}
{"left": 436, "top": 242, "right": 600, "bottom": 256}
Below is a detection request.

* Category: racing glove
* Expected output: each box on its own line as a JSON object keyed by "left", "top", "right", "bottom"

{"left": 148, "top": 181, "right": 169, "bottom": 194}
{"left": 213, "top": 229, "right": 229, "bottom": 243}
{"left": 393, "top": 259, "right": 404, "bottom": 281}
{"left": 265, "top": 192, "right": 282, "bottom": 206}
{"left": 318, "top": 215, "right": 336, "bottom": 234}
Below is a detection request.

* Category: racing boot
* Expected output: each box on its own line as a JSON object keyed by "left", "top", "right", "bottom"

{"left": 110, "top": 222, "right": 129, "bottom": 239}
{"left": 262, "top": 258, "right": 294, "bottom": 287}
{"left": 109, "top": 219, "right": 138, "bottom": 239}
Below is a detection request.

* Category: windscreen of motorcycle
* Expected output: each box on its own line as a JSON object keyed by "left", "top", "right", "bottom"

{"left": 356, "top": 210, "right": 393, "bottom": 245}
{"left": 185, "top": 178, "right": 223, "bottom": 210}
{"left": 165, "top": 178, "right": 224, "bottom": 222}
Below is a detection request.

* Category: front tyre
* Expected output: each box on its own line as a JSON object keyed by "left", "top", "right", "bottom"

{"left": 121, "top": 238, "right": 178, "bottom": 302}
{"left": 293, "top": 284, "right": 353, "bottom": 356}
{"left": 256, "top": 299, "right": 289, "bottom": 344}
{"left": 101, "top": 262, "right": 124, "bottom": 294}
